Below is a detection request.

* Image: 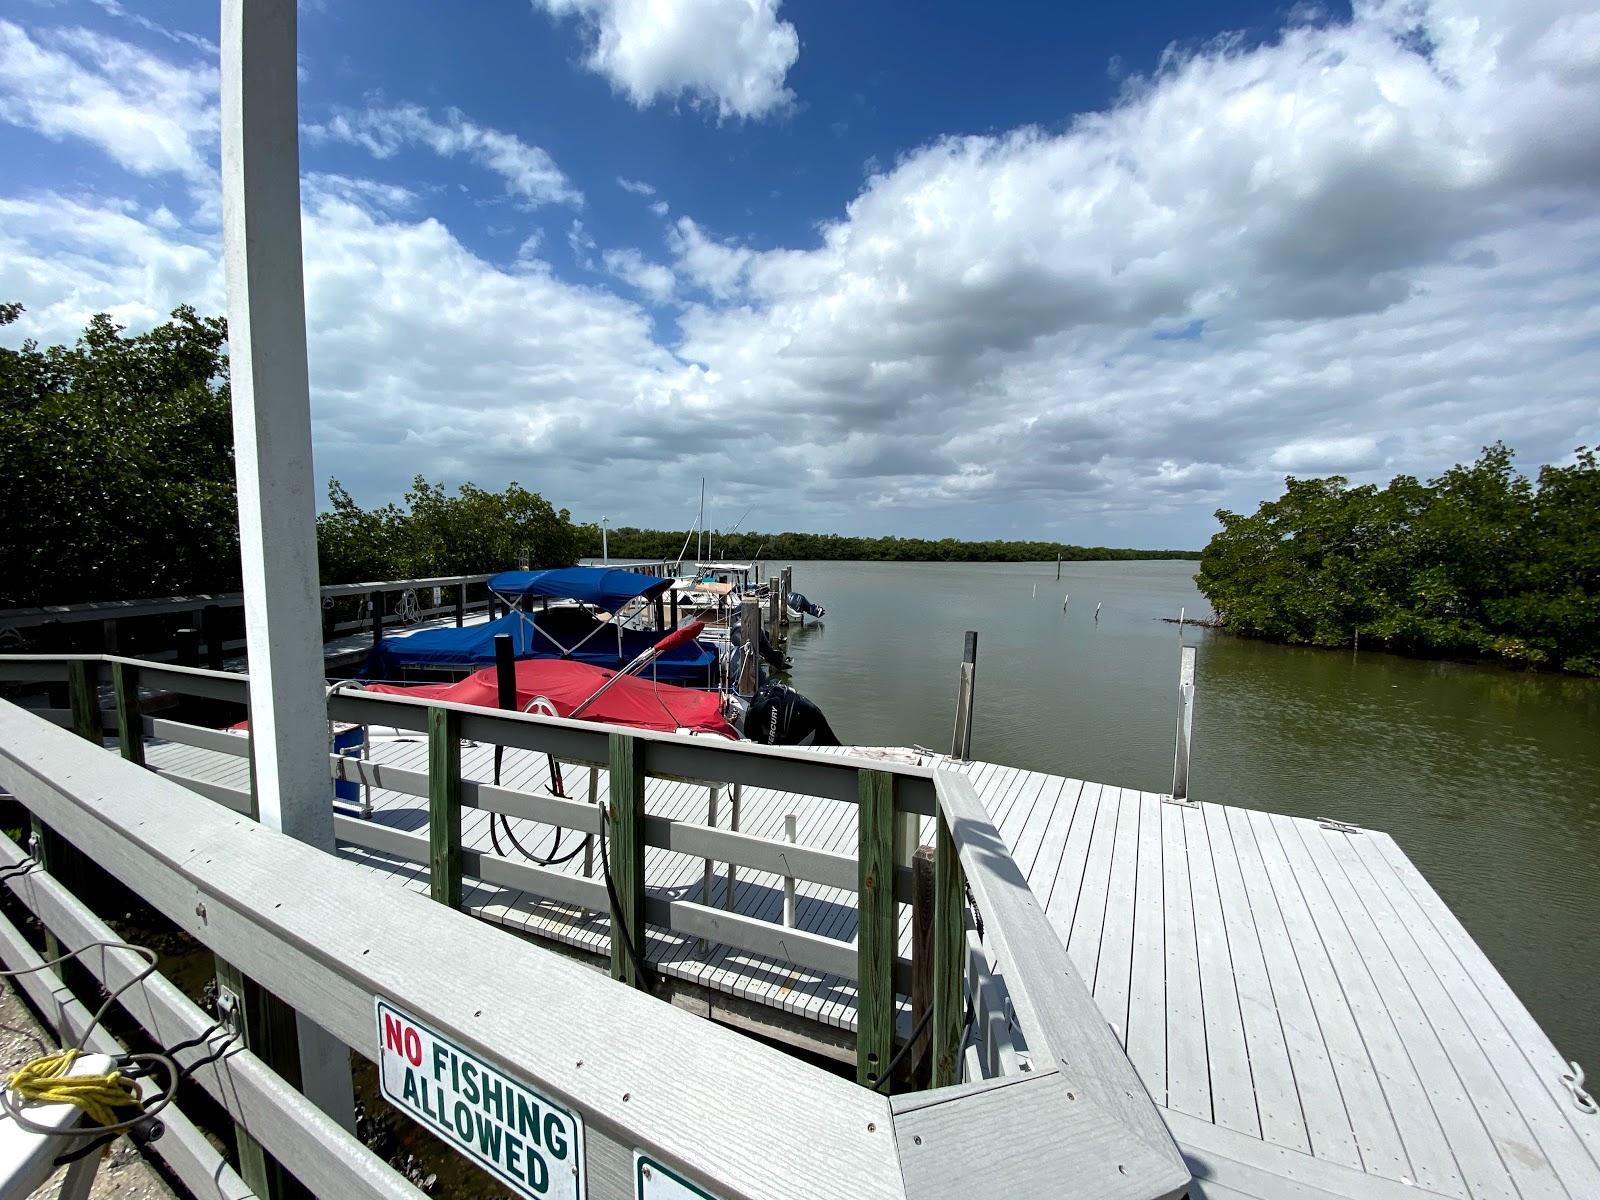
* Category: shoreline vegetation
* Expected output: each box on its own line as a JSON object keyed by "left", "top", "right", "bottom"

{"left": 581, "top": 528, "right": 1199, "bottom": 564}
{"left": 1195, "top": 444, "right": 1599, "bottom": 676}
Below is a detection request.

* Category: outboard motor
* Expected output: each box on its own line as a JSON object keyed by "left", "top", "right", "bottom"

{"left": 744, "top": 682, "right": 840, "bottom": 747}
{"left": 787, "top": 592, "right": 826, "bottom": 619}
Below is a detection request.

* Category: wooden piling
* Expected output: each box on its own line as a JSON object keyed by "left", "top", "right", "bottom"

{"left": 736, "top": 598, "right": 761, "bottom": 698}
{"left": 427, "top": 707, "right": 462, "bottom": 908}
{"left": 202, "top": 603, "right": 225, "bottom": 670}
{"left": 931, "top": 813, "right": 965, "bottom": 1088}
{"left": 175, "top": 627, "right": 201, "bottom": 668}
{"left": 214, "top": 958, "right": 310, "bottom": 1200}
{"left": 909, "top": 844, "right": 936, "bottom": 1086}
{"left": 607, "top": 732, "right": 648, "bottom": 989}
{"left": 455, "top": 583, "right": 466, "bottom": 628}
{"left": 369, "top": 590, "right": 383, "bottom": 648}
{"left": 950, "top": 630, "right": 978, "bottom": 760}
{"left": 856, "top": 769, "right": 896, "bottom": 1089}
{"left": 112, "top": 661, "right": 143, "bottom": 767}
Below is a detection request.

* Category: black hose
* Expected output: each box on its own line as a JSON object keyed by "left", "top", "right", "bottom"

{"left": 598, "top": 806, "right": 656, "bottom": 990}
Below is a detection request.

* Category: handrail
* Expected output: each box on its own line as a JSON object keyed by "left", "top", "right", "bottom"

{"left": 0, "top": 669, "right": 1191, "bottom": 1197}
{"left": 0, "top": 573, "right": 498, "bottom": 628}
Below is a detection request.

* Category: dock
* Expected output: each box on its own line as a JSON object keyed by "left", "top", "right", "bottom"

{"left": 140, "top": 730, "right": 1600, "bottom": 1200}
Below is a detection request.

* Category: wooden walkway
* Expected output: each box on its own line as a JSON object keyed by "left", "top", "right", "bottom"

{"left": 141, "top": 737, "right": 1600, "bottom": 1200}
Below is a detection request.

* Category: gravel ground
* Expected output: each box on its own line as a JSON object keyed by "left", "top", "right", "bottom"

{"left": 0, "top": 978, "right": 177, "bottom": 1200}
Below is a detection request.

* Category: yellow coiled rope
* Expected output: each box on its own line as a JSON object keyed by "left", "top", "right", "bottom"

{"left": 6, "top": 1049, "right": 143, "bottom": 1128}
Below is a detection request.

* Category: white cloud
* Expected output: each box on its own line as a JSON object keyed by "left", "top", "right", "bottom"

{"left": 533, "top": 0, "right": 799, "bottom": 119}
{"left": 616, "top": 176, "right": 655, "bottom": 195}
{"left": 602, "top": 246, "right": 676, "bottom": 302}
{"left": 305, "top": 104, "right": 581, "bottom": 208}
{"left": 0, "top": 19, "right": 216, "bottom": 182}
{"left": 88, "top": 0, "right": 218, "bottom": 55}
{"left": 668, "top": 216, "right": 753, "bottom": 299}
{"left": 4, "top": 1, "right": 1599, "bottom": 543}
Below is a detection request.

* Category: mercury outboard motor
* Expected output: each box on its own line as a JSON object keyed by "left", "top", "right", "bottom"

{"left": 787, "top": 592, "right": 826, "bottom": 619}
{"left": 744, "top": 682, "right": 840, "bottom": 747}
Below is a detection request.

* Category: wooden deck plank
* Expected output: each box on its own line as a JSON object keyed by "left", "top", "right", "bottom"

{"left": 1126, "top": 789, "right": 1168, "bottom": 1106}
{"left": 1162, "top": 794, "right": 1211, "bottom": 1123}
{"left": 1064, "top": 782, "right": 1121, "bottom": 987}
{"left": 1181, "top": 802, "right": 1260, "bottom": 1141}
{"left": 1245, "top": 809, "right": 1407, "bottom": 1178}
{"left": 1292, "top": 822, "right": 1496, "bottom": 1200}
{"left": 1201, "top": 803, "right": 1308, "bottom": 1154}
{"left": 1267, "top": 814, "right": 1466, "bottom": 1194}
{"left": 1341, "top": 832, "right": 1590, "bottom": 1200}
{"left": 1221, "top": 805, "right": 1360, "bottom": 1169}
{"left": 1092, "top": 785, "right": 1142, "bottom": 1045}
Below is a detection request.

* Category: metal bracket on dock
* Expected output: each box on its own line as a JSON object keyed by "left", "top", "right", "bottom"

{"left": 1318, "top": 817, "right": 1362, "bottom": 834}
{"left": 1162, "top": 795, "right": 1199, "bottom": 808}
{"left": 1563, "top": 1062, "right": 1597, "bottom": 1114}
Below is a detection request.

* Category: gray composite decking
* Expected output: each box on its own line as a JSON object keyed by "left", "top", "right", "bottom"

{"left": 141, "top": 736, "right": 1600, "bottom": 1200}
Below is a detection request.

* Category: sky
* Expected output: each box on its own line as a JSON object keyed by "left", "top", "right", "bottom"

{"left": 1, "top": 0, "right": 1597, "bottom": 548}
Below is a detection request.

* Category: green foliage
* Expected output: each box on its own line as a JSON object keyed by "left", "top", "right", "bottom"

{"left": 316, "top": 477, "right": 581, "bottom": 583}
{"left": 1196, "top": 444, "right": 1600, "bottom": 674}
{"left": 0, "top": 303, "right": 582, "bottom": 606}
{"left": 0, "top": 303, "right": 237, "bottom": 606}
{"left": 583, "top": 527, "right": 1198, "bottom": 563}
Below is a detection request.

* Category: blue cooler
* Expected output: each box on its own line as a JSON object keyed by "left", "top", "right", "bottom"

{"left": 332, "top": 722, "right": 364, "bottom": 803}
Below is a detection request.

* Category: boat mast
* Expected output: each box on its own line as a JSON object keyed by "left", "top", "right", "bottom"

{"left": 696, "top": 477, "right": 705, "bottom": 568}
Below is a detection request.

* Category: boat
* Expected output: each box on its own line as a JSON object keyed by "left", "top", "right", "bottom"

{"left": 361, "top": 566, "right": 720, "bottom": 687}
{"left": 786, "top": 590, "right": 825, "bottom": 622}
{"left": 360, "top": 620, "right": 837, "bottom": 746}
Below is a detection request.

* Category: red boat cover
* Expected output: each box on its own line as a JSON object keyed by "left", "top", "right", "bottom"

{"left": 363, "top": 659, "right": 737, "bottom": 738}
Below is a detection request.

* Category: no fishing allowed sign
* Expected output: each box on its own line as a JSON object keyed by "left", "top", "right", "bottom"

{"left": 376, "top": 998, "right": 586, "bottom": 1199}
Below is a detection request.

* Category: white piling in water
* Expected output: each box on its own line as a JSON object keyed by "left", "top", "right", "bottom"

{"left": 1032, "top": 583, "right": 1037, "bottom": 598}
{"left": 1178, "top": 605, "right": 1186, "bottom": 634}
{"left": 1062, "top": 592, "right": 1070, "bottom": 611}
{"left": 1095, "top": 602, "right": 1101, "bottom": 622}
{"left": 1172, "top": 645, "right": 1197, "bottom": 801}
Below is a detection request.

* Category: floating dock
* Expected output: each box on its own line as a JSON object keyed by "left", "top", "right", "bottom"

{"left": 141, "top": 732, "right": 1600, "bottom": 1200}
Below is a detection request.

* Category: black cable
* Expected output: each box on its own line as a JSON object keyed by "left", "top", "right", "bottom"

{"left": 598, "top": 806, "right": 656, "bottom": 990}
{"left": 490, "top": 812, "right": 588, "bottom": 868}
{"left": 872, "top": 1004, "right": 935, "bottom": 1094}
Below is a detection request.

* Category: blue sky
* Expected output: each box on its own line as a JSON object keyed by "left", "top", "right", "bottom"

{"left": 2, "top": 0, "right": 1597, "bottom": 546}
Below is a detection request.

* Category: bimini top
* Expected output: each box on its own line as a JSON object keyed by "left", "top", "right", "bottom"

{"left": 488, "top": 566, "right": 670, "bottom": 612}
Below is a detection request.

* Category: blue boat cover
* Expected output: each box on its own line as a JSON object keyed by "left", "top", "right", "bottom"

{"left": 361, "top": 608, "right": 718, "bottom": 686}
{"left": 488, "top": 566, "right": 669, "bottom": 612}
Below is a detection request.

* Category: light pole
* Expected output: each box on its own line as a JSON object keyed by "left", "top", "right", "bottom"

{"left": 601, "top": 516, "right": 609, "bottom": 563}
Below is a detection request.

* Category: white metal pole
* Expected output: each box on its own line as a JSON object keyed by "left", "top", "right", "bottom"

{"left": 221, "top": 0, "right": 353, "bottom": 1129}
{"left": 1172, "top": 645, "right": 1196, "bottom": 800}
{"left": 601, "top": 516, "right": 608, "bottom": 563}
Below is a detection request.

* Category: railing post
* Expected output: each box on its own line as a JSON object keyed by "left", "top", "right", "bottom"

{"left": 369, "top": 589, "right": 383, "bottom": 649}
{"left": 908, "top": 844, "right": 936, "bottom": 1087}
{"left": 66, "top": 659, "right": 100, "bottom": 744}
{"left": 213, "top": 958, "right": 311, "bottom": 1200}
{"left": 783, "top": 812, "right": 798, "bottom": 927}
{"left": 175, "top": 627, "right": 201, "bottom": 668}
{"left": 725, "top": 783, "right": 741, "bottom": 909}
{"left": 428, "top": 707, "right": 462, "bottom": 909}
{"left": 607, "top": 732, "right": 648, "bottom": 989}
{"left": 857, "top": 768, "right": 896, "bottom": 1089}
{"left": 111, "top": 661, "right": 144, "bottom": 767}
{"left": 1172, "top": 644, "right": 1196, "bottom": 801}
{"left": 931, "top": 811, "right": 966, "bottom": 1087}
{"left": 950, "top": 630, "right": 978, "bottom": 760}
{"left": 202, "top": 603, "right": 225, "bottom": 670}
{"left": 455, "top": 582, "right": 466, "bottom": 628}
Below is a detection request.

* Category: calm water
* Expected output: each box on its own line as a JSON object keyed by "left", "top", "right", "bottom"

{"left": 776, "top": 559, "right": 1600, "bottom": 1071}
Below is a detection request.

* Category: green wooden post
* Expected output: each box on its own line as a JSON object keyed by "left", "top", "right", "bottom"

{"left": 214, "top": 959, "right": 311, "bottom": 1200}
{"left": 857, "top": 769, "right": 896, "bottom": 1089}
{"left": 428, "top": 707, "right": 462, "bottom": 909}
{"left": 67, "top": 659, "right": 100, "bottom": 744}
{"left": 111, "top": 661, "right": 144, "bottom": 767}
{"left": 607, "top": 732, "right": 648, "bottom": 988}
{"left": 931, "top": 811, "right": 966, "bottom": 1088}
